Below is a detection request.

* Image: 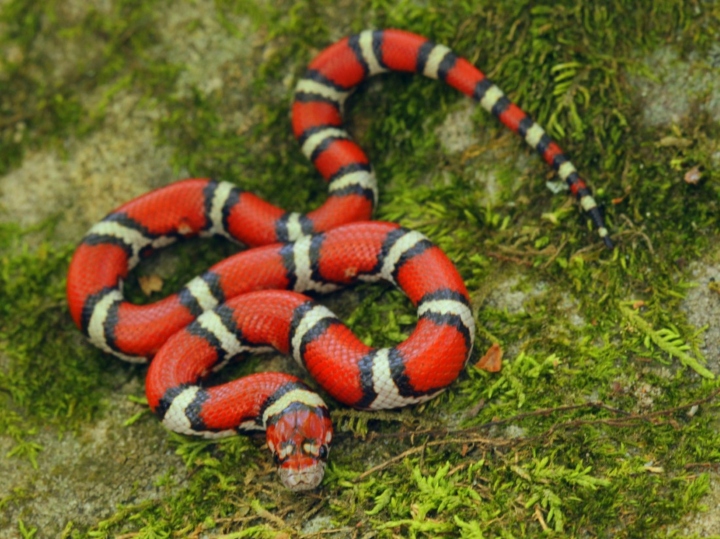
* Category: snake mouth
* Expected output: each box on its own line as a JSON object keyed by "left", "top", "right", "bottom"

{"left": 277, "top": 460, "right": 326, "bottom": 492}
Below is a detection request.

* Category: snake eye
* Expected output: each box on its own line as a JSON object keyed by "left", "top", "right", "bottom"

{"left": 318, "top": 445, "right": 329, "bottom": 460}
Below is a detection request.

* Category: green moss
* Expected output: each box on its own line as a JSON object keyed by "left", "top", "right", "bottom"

{"left": 2, "top": 0, "right": 720, "bottom": 536}
{"left": 0, "top": 0, "right": 179, "bottom": 174}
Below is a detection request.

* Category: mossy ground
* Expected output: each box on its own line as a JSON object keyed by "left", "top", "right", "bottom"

{"left": 1, "top": 0, "right": 720, "bottom": 537}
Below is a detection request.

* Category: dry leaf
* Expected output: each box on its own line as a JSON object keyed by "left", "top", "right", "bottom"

{"left": 475, "top": 342, "right": 503, "bottom": 373}
{"left": 684, "top": 165, "right": 702, "bottom": 185}
{"left": 138, "top": 274, "right": 164, "bottom": 296}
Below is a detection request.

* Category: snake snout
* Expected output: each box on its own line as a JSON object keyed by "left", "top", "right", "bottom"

{"left": 278, "top": 460, "right": 327, "bottom": 491}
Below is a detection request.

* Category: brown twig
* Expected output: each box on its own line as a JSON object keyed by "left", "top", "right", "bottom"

{"left": 485, "top": 251, "right": 534, "bottom": 267}
{"left": 540, "top": 240, "right": 568, "bottom": 269}
{"left": 354, "top": 435, "right": 512, "bottom": 482}
{"left": 615, "top": 214, "right": 655, "bottom": 255}
{"left": 534, "top": 504, "right": 550, "bottom": 532}
{"left": 351, "top": 390, "right": 720, "bottom": 480}
{"left": 684, "top": 462, "right": 720, "bottom": 470}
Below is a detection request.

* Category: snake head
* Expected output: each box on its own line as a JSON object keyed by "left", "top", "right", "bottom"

{"left": 265, "top": 401, "right": 333, "bottom": 491}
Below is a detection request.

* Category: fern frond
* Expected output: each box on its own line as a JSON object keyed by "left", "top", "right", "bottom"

{"left": 619, "top": 304, "right": 714, "bottom": 379}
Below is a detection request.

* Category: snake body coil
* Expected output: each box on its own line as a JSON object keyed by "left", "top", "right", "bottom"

{"left": 67, "top": 29, "right": 609, "bottom": 491}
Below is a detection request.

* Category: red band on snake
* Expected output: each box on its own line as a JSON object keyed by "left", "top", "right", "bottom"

{"left": 67, "top": 29, "right": 609, "bottom": 491}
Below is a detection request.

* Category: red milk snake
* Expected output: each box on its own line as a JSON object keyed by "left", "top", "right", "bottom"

{"left": 67, "top": 29, "right": 611, "bottom": 491}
